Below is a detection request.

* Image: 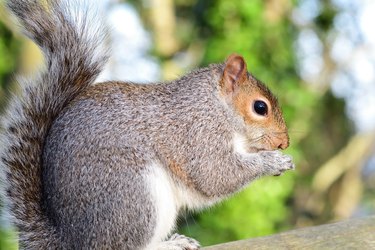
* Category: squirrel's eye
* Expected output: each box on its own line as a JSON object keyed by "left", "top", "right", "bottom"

{"left": 253, "top": 100, "right": 268, "bottom": 116}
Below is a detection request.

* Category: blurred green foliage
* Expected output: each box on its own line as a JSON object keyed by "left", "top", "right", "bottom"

{"left": 0, "top": 22, "right": 17, "bottom": 83}
{"left": 0, "top": 226, "right": 17, "bottom": 250}
{"left": 0, "top": 20, "right": 19, "bottom": 111}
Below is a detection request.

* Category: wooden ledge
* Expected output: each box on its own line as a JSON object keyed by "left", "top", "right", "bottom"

{"left": 203, "top": 215, "right": 375, "bottom": 249}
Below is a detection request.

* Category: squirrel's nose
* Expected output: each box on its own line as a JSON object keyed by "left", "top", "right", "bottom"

{"left": 278, "top": 141, "right": 288, "bottom": 150}
{"left": 273, "top": 135, "right": 289, "bottom": 150}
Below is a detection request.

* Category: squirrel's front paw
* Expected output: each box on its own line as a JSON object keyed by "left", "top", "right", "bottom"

{"left": 260, "top": 150, "right": 295, "bottom": 176}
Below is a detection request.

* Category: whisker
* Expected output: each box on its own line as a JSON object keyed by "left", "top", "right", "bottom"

{"left": 245, "top": 135, "right": 265, "bottom": 144}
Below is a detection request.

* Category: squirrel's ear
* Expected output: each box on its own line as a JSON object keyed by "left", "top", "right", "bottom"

{"left": 222, "top": 54, "right": 247, "bottom": 94}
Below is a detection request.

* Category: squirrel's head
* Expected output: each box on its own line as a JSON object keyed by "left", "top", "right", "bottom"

{"left": 220, "top": 53, "right": 289, "bottom": 152}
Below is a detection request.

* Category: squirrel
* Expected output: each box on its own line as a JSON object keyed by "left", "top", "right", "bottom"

{"left": 0, "top": 0, "right": 294, "bottom": 249}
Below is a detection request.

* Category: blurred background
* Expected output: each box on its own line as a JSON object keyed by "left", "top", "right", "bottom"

{"left": 1, "top": 0, "right": 375, "bottom": 248}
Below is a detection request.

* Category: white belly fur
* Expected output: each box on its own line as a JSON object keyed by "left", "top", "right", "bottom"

{"left": 146, "top": 163, "right": 178, "bottom": 246}
{"left": 145, "top": 161, "right": 220, "bottom": 249}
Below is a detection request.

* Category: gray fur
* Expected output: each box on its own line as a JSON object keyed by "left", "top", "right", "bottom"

{"left": 1, "top": 0, "right": 294, "bottom": 249}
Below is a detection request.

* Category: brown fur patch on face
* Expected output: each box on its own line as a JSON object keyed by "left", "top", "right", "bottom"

{"left": 232, "top": 85, "right": 255, "bottom": 125}
{"left": 232, "top": 78, "right": 290, "bottom": 150}
{"left": 249, "top": 76, "right": 287, "bottom": 130}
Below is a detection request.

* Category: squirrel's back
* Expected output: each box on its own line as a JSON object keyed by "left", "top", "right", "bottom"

{"left": 0, "top": 0, "right": 108, "bottom": 248}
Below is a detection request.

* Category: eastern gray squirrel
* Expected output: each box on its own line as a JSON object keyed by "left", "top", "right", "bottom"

{"left": 0, "top": 0, "right": 294, "bottom": 249}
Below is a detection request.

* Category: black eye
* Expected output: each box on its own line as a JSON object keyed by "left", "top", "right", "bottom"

{"left": 253, "top": 100, "right": 268, "bottom": 116}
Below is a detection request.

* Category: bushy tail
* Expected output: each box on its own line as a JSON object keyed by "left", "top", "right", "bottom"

{"left": 0, "top": 0, "right": 108, "bottom": 248}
